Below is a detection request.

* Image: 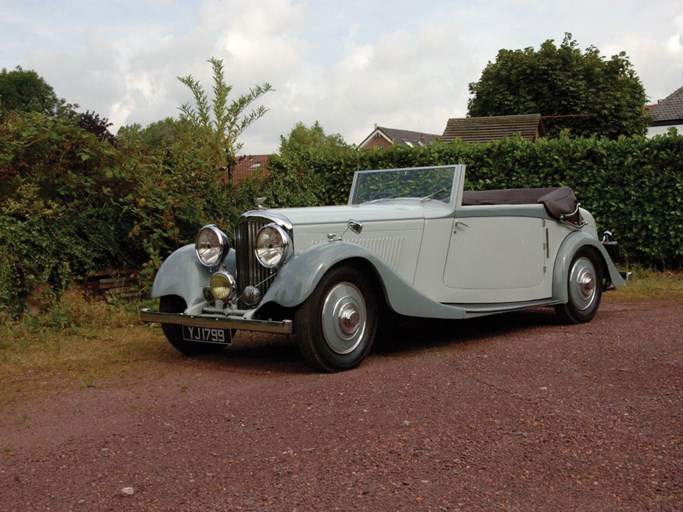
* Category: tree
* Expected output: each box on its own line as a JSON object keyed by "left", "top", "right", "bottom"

{"left": 467, "top": 34, "right": 649, "bottom": 138}
{"left": 0, "top": 66, "right": 74, "bottom": 117}
{"left": 278, "top": 121, "right": 350, "bottom": 158}
{"left": 251, "top": 122, "right": 354, "bottom": 210}
{"left": 117, "top": 117, "right": 189, "bottom": 149}
{"left": 78, "top": 110, "right": 117, "bottom": 146}
{"left": 177, "top": 57, "right": 273, "bottom": 178}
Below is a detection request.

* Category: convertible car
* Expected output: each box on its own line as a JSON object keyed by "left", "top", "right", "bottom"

{"left": 141, "top": 164, "right": 628, "bottom": 372}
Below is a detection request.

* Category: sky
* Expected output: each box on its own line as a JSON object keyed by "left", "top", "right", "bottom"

{"left": 1, "top": 0, "right": 682, "bottom": 154}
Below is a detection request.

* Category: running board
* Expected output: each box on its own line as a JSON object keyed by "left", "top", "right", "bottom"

{"left": 443, "top": 299, "right": 564, "bottom": 319}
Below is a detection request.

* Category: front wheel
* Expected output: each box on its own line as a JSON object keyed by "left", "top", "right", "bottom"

{"left": 295, "top": 265, "right": 379, "bottom": 372}
{"left": 555, "top": 249, "right": 603, "bottom": 324}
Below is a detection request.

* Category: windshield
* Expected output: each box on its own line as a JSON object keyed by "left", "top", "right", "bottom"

{"left": 348, "top": 165, "right": 458, "bottom": 205}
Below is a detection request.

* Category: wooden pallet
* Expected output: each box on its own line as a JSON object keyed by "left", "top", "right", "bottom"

{"left": 84, "top": 268, "right": 139, "bottom": 298}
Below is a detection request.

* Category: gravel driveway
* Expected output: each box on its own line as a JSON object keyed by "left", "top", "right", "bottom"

{"left": 1, "top": 299, "right": 681, "bottom": 511}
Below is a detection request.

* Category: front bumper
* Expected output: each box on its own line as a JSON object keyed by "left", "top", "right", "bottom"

{"left": 140, "top": 309, "right": 293, "bottom": 335}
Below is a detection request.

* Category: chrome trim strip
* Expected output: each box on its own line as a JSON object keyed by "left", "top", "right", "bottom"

{"left": 239, "top": 211, "right": 293, "bottom": 236}
{"left": 140, "top": 309, "right": 293, "bottom": 334}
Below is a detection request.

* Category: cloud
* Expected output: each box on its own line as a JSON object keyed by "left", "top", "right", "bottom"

{"left": 3, "top": 0, "right": 683, "bottom": 154}
{"left": 5, "top": 0, "right": 479, "bottom": 150}
{"left": 296, "top": 23, "right": 475, "bottom": 144}
{"left": 602, "top": 9, "right": 683, "bottom": 102}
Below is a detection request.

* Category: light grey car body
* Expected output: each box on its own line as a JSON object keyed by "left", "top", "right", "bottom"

{"left": 141, "top": 164, "right": 627, "bottom": 371}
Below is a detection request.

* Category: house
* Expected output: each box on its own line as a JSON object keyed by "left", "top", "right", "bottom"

{"left": 439, "top": 114, "right": 545, "bottom": 143}
{"left": 647, "top": 85, "right": 683, "bottom": 137}
{"left": 231, "top": 154, "right": 270, "bottom": 184}
{"left": 359, "top": 126, "right": 441, "bottom": 150}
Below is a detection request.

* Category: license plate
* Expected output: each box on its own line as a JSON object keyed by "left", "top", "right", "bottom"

{"left": 182, "top": 325, "right": 232, "bottom": 345}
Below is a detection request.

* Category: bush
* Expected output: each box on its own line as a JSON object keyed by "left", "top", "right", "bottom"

{"left": 0, "top": 112, "right": 236, "bottom": 316}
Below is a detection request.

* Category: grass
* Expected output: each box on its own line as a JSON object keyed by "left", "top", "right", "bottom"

{"left": 0, "top": 287, "right": 176, "bottom": 409}
{"left": 0, "top": 271, "right": 681, "bottom": 409}
{"left": 608, "top": 268, "right": 683, "bottom": 301}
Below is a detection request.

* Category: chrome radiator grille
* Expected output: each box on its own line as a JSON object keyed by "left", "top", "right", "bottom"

{"left": 235, "top": 217, "right": 276, "bottom": 307}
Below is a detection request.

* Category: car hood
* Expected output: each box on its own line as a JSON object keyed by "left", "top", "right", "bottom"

{"left": 264, "top": 201, "right": 451, "bottom": 226}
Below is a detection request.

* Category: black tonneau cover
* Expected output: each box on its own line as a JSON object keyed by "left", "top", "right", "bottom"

{"left": 462, "top": 186, "right": 580, "bottom": 224}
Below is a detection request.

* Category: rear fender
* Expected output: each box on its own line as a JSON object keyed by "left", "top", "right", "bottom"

{"left": 553, "top": 231, "right": 626, "bottom": 302}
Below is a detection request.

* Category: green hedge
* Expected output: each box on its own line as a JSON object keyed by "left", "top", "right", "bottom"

{"left": 264, "top": 132, "right": 683, "bottom": 268}
{"left": 0, "top": 112, "right": 236, "bottom": 316}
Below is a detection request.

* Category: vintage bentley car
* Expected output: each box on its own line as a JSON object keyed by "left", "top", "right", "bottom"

{"left": 141, "top": 164, "right": 628, "bottom": 372}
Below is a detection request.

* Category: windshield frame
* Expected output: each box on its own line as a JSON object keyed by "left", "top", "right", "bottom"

{"left": 348, "top": 164, "right": 462, "bottom": 207}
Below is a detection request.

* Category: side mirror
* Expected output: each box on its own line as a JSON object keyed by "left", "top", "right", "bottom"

{"left": 347, "top": 219, "right": 363, "bottom": 235}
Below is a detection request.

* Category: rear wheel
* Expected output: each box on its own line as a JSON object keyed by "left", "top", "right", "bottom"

{"left": 159, "top": 296, "right": 226, "bottom": 355}
{"left": 295, "top": 265, "right": 378, "bottom": 372}
{"left": 555, "top": 249, "right": 603, "bottom": 324}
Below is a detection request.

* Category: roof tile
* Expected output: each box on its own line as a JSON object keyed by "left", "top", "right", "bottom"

{"left": 440, "top": 114, "right": 544, "bottom": 143}
{"left": 649, "top": 86, "right": 683, "bottom": 124}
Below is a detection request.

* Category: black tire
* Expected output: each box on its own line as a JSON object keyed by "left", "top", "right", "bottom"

{"left": 295, "top": 265, "right": 379, "bottom": 372}
{"left": 159, "top": 296, "right": 226, "bottom": 355}
{"left": 555, "top": 248, "right": 603, "bottom": 324}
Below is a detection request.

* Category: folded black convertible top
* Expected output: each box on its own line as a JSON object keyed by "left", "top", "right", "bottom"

{"left": 461, "top": 186, "right": 580, "bottom": 224}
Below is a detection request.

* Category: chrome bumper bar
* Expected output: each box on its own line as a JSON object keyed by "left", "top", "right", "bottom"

{"left": 140, "top": 309, "right": 293, "bottom": 335}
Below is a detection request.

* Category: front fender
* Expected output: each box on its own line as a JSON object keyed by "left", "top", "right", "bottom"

{"left": 150, "top": 244, "right": 236, "bottom": 309}
{"left": 257, "top": 242, "right": 467, "bottom": 320}
{"left": 553, "top": 231, "right": 626, "bottom": 302}
{"left": 257, "top": 243, "right": 374, "bottom": 310}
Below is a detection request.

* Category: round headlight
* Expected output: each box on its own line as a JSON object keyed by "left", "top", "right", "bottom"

{"left": 195, "top": 225, "right": 230, "bottom": 267}
{"left": 255, "top": 224, "right": 292, "bottom": 268}
{"left": 210, "top": 271, "right": 236, "bottom": 301}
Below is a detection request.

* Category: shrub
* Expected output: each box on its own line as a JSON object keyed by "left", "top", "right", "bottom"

{"left": 0, "top": 112, "right": 236, "bottom": 316}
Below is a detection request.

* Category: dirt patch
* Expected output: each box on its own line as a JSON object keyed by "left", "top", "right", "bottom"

{"left": 1, "top": 299, "right": 681, "bottom": 511}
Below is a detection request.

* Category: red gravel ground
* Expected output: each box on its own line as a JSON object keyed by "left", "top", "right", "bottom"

{"left": 1, "top": 298, "right": 681, "bottom": 511}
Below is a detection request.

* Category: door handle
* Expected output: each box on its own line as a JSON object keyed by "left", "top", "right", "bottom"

{"left": 453, "top": 219, "right": 469, "bottom": 233}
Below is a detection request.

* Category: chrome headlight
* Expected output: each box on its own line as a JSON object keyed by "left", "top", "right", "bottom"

{"left": 255, "top": 223, "right": 292, "bottom": 268}
{"left": 210, "top": 270, "right": 236, "bottom": 301}
{"left": 195, "top": 225, "right": 230, "bottom": 267}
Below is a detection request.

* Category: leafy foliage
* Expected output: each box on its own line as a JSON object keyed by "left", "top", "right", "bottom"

{"left": 278, "top": 121, "right": 350, "bottom": 159}
{"left": 0, "top": 59, "right": 277, "bottom": 316}
{"left": 250, "top": 122, "right": 354, "bottom": 209}
{"left": 0, "top": 112, "right": 139, "bottom": 315}
{"left": 0, "top": 66, "right": 75, "bottom": 117}
{"left": 0, "top": 111, "right": 237, "bottom": 316}
{"left": 78, "top": 110, "right": 117, "bottom": 146}
{"left": 468, "top": 34, "right": 649, "bottom": 138}
{"left": 177, "top": 57, "right": 273, "bottom": 175}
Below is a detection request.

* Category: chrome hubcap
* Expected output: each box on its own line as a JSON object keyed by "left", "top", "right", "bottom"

{"left": 570, "top": 257, "right": 598, "bottom": 311}
{"left": 579, "top": 274, "right": 595, "bottom": 299}
{"left": 339, "top": 304, "right": 361, "bottom": 335}
{"left": 321, "top": 282, "right": 367, "bottom": 355}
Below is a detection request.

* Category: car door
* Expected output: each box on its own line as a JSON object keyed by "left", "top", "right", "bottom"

{"left": 442, "top": 209, "right": 550, "bottom": 303}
